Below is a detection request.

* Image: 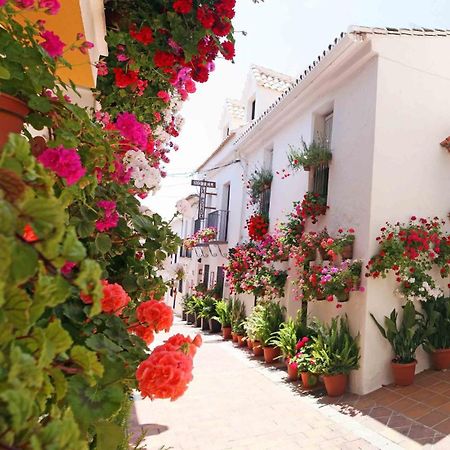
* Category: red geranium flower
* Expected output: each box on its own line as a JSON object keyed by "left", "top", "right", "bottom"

{"left": 113, "top": 67, "right": 139, "bottom": 88}
{"left": 136, "top": 300, "right": 174, "bottom": 332}
{"left": 173, "top": 0, "right": 193, "bottom": 14}
{"left": 130, "top": 25, "right": 154, "bottom": 45}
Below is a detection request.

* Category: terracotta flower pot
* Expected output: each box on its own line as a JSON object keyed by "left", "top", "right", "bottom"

{"left": 247, "top": 339, "right": 254, "bottom": 350}
{"left": 300, "top": 372, "right": 318, "bottom": 389}
{"left": 391, "top": 360, "right": 416, "bottom": 386}
{"left": 222, "top": 326, "right": 232, "bottom": 340}
{"left": 431, "top": 349, "right": 450, "bottom": 371}
{"left": 0, "top": 93, "right": 29, "bottom": 149}
{"left": 208, "top": 318, "right": 222, "bottom": 333}
{"left": 287, "top": 363, "right": 299, "bottom": 381}
{"left": 231, "top": 332, "right": 238, "bottom": 343}
{"left": 336, "top": 291, "right": 349, "bottom": 303}
{"left": 323, "top": 373, "right": 348, "bottom": 397}
{"left": 253, "top": 340, "right": 263, "bottom": 356}
{"left": 263, "top": 346, "right": 280, "bottom": 364}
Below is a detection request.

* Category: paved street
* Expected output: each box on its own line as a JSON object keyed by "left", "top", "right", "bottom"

{"left": 132, "top": 319, "right": 450, "bottom": 450}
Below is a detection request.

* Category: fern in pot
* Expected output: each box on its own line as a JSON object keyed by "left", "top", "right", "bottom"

{"left": 371, "top": 301, "right": 425, "bottom": 386}
{"left": 254, "top": 301, "right": 285, "bottom": 363}
{"left": 312, "top": 315, "right": 360, "bottom": 396}
{"left": 214, "top": 299, "right": 233, "bottom": 340}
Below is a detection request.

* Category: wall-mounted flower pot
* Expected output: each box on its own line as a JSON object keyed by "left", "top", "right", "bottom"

{"left": 316, "top": 292, "right": 325, "bottom": 301}
{"left": 431, "top": 349, "right": 450, "bottom": 371}
{"left": 263, "top": 346, "right": 280, "bottom": 364}
{"left": 341, "top": 244, "right": 353, "bottom": 260}
{"left": 391, "top": 360, "right": 416, "bottom": 386}
{"left": 323, "top": 373, "right": 348, "bottom": 397}
{"left": 237, "top": 334, "right": 246, "bottom": 347}
{"left": 247, "top": 339, "right": 254, "bottom": 350}
{"left": 201, "top": 317, "right": 210, "bottom": 331}
{"left": 287, "top": 363, "right": 299, "bottom": 381}
{"left": 300, "top": 372, "right": 318, "bottom": 389}
{"left": 0, "top": 93, "right": 29, "bottom": 149}
{"left": 222, "top": 326, "right": 232, "bottom": 340}
{"left": 231, "top": 332, "right": 238, "bottom": 343}
{"left": 303, "top": 165, "right": 311, "bottom": 171}
{"left": 253, "top": 340, "right": 263, "bottom": 356}
{"left": 208, "top": 318, "right": 222, "bottom": 333}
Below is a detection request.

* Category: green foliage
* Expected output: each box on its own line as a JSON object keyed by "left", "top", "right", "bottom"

{"left": 247, "top": 168, "right": 273, "bottom": 204}
{"left": 370, "top": 301, "right": 425, "bottom": 363}
{"left": 231, "top": 298, "right": 246, "bottom": 334}
{"left": 312, "top": 315, "right": 360, "bottom": 375}
{"left": 251, "top": 301, "right": 285, "bottom": 347}
{"left": 269, "top": 311, "right": 307, "bottom": 359}
{"left": 198, "top": 295, "right": 217, "bottom": 319}
{"left": 420, "top": 297, "right": 450, "bottom": 351}
{"left": 288, "top": 139, "right": 332, "bottom": 171}
{"left": 214, "top": 298, "right": 233, "bottom": 327}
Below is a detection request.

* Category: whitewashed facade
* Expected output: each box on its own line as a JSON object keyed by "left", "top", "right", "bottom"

{"left": 173, "top": 27, "right": 450, "bottom": 395}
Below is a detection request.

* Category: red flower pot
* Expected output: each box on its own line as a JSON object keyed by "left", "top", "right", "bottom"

{"left": 237, "top": 334, "right": 246, "bottom": 347}
{"left": 287, "top": 363, "right": 299, "bottom": 381}
{"left": 253, "top": 340, "right": 263, "bottom": 356}
{"left": 300, "top": 372, "right": 318, "bottom": 389}
{"left": 263, "top": 346, "right": 280, "bottom": 364}
{"left": 222, "top": 326, "right": 232, "bottom": 340}
{"left": 0, "top": 93, "right": 29, "bottom": 149}
{"left": 247, "top": 339, "right": 254, "bottom": 350}
{"left": 431, "top": 349, "right": 450, "bottom": 370}
{"left": 391, "top": 360, "right": 416, "bottom": 386}
{"left": 231, "top": 332, "right": 238, "bottom": 343}
{"left": 323, "top": 373, "right": 348, "bottom": 397}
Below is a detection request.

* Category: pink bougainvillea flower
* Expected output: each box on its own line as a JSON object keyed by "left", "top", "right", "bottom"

{"left": 38, "top": 0, "right": 60, "bottom": 14}
{"left": 115, "top": 112, "right": 149, "bottom": 149}
{"left": 40, "top": 30, "right": 65, "bottom": 58}
{"left": 37, "top": 146, "right": 86, "bottom": 185}
{"left": 95, "top": 200, "right": 119, "bottom": 232}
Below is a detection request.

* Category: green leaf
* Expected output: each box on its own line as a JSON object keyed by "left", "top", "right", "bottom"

{"left": 74, "top": 259, "right": 103, "bottom": 316}
{"left": 95, "top": 421, "right": 123, "bottom": 450}
{"left": 85, "top": 334, "right": 123, "bottom": 354}
{"left": 67, "top": 376, "right": 123, "bottom": 430}
{"left": 49, "top": 368, "right": 68, "bottom": 401}
{"left": 3, "top": 286, "right": 31, "bottom": 332}
{"left": 62, "top": 227, "right": 87, "bottom": 262}
{"left": 0, "top": 389, "right": 33, "bottom": 431}
{"left": 28, "top": 94, "right": 53, "bottom": 113}
{"left": 70, "top": 345, "right": 104, "bottom": 380}
{"left": 0, "top": 65, "right": 11, "bottom": 79}
{"left": 21, "top": 197, "right": 65, "bottom": 238}
{"left": 10, "top": 240, "right": 38, "bottom": 284}
{"left": 95, "top": 233, "right": 112, "bottom": 254}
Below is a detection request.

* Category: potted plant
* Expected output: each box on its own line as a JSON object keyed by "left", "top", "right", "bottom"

{"left": 421, "top": 296, "right": 450, "bottom": 370}
{"left": 214, "top": 299, "right": 232, "bottom": 340}
{"left": 192, "top": 296, "right": 204, "bottom": 328}
{"left": 290, "top": 336, "right": 319, "bottom": 388}
{"left": 231, "top": 298, "right": 246, "bottom": 343}
{"left": 321, "top": 229, "right": 356, "bottom": 260}
{"left": 299, "top": 192, "right": 328, "bottom": 224}
{"left": 199, "top": 296, "right": 217, "bottom": 331}
{"left": 253, "top": 301, "right": 285, "bottom": 363}
{"left": 312, "top": 315, "right": 360, "bottom": 396}
{"left": 371, "top": 301, "right": 425, "bottom": 386}
{"left": 247, "top": 167, "right": 273, "bottom": 205}
{"left": 245, "top": 304, "right": 264, "bottom": 356}
{"left": 320, "top": 260, "right": 363, "bottom": 303}
{"left": 288, "top": 139, "right": 332, "bottom": 172}
{"left": 184, "top": 295, "right": 196, "bottom": 324}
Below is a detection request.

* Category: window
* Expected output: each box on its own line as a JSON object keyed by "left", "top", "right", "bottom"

{"left": 203, "top": 264, "right": 210, "bottom": 287}
{"left": 251, "top": 99, "right": 256, "bottom": 120}
{"left": 216, "top": 267, "right": 225, "bottom": 297}
{"left": 311, "top": 112, "right": 333, "bottom": 202}
{"left": 178, "top": 279, "right": 183, "bottom": 293}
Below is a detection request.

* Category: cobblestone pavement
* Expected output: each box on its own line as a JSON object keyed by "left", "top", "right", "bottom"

{"left": 132, "top": 319, "right": 450, "bottom": 450}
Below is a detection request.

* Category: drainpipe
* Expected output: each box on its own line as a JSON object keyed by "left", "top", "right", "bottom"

{"left": 237, "top": 152, "right": 249, "bottom": 243}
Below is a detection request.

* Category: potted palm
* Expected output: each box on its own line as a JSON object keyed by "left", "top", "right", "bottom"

{"left": 192, "top": 296, "right": 204, "bottom": 327}
{"left": 214, "top": 299, "right": 232, "bottom": 339}
{"left": 199, "top": 296, "right": 217, "bottom": 331}
{"left": 371, "top": 301, "right": 425, "bottom": 386}
{"left": 254, "top": 301, "right": 285, "bottom": 364}
{"left": 312, "top": 315, "right": 360, "bottom": 396}
{"left": 421, "top": 296, "right": 450, "bottom": 370}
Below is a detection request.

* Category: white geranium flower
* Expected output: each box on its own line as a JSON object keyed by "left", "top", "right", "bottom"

{"left": 123, "top": 150, "right": 161, "bottom": 191}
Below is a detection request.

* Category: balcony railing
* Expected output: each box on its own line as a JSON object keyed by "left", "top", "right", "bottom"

{"left": 193, "top": 209, "right": 229, "bottom": 244}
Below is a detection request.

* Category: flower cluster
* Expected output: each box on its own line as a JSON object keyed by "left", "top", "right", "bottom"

{"left": 366, "top": 217, "right": 450, "bottom": 301}
{"left": 80, "top": 280, "right": 131, "bottom": 315}
{"left": 299, "top": 192, "right": 328, "bottom": 224}
{"left": 183, "top": 227, "right": 217, "bottom": 248}
{"left": 95, "top": 200, "right": 119, "bottom": 232}
{"left": 320, "top": 228, "right": 355, "bottom": 260}
{"left": 247, "top": 213, "right": 269, "bottom": 241}
{"left": 136, "top": 332, "right": 202, "bottom": 400}
{"left": 37, "top": 146, "right": 86, "bottom": 186}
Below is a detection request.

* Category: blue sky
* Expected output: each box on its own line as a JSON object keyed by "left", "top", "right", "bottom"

{"left": 145, "top": 0, "right": 450, "bottom": 218}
